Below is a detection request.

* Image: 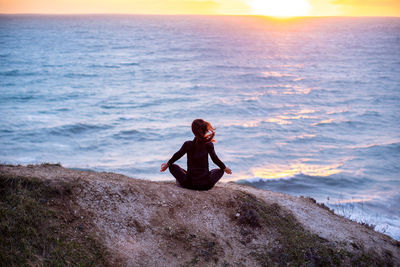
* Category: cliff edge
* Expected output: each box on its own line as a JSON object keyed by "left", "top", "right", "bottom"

{"left": 1, "top": 164, "right": 399, "bottom": 266}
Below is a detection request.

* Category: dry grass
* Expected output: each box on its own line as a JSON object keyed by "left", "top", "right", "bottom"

{"left": 0, "top": 173, "right": 111, "bottom": 266}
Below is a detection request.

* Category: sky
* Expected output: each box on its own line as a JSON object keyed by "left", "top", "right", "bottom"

{"left": 0, "top": 0, "right": 399, "bottom": 16}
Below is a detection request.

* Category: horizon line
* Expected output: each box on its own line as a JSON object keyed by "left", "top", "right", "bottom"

{"left": 1, "top": 13, "right": 399, "bottom": 18}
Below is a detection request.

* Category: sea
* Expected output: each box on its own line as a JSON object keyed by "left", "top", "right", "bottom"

{"left": 0, "top": 15, "right": 399, "bottom": 240}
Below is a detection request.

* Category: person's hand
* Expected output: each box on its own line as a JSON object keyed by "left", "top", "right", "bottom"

{"left": 160, "top": 163, "right": 169, "bottom": 172}
{"left": 224, "top": 167, "right": 232, "bottom": 174}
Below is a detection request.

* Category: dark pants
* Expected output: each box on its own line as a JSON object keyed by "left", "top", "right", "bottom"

{"left": 169, "top": 164, "right": 224, "bottom": 190}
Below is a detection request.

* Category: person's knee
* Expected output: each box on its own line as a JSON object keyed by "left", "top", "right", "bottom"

{"left": 209, "top": 168, "right": 224, "bottom": 185}
{"left": 214, "top": 168, "right": 224, "bottom": 177}
{"left": 169, "top": 164, "right": 178, "bottom": 173}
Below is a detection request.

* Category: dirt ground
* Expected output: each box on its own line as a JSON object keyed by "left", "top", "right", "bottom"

{"left": 1, "top": 164, "right": 399, "bottom": 266}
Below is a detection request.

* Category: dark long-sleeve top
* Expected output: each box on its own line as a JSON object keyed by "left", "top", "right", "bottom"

{"left": 167, "top": 138, "right": 226, "bottom": 180}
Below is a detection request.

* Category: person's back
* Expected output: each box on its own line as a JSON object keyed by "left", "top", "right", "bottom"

{"left": 186, "top": 140, "right": 209, "bottom": 180}
{"left": 160, "top": 119, "right": 232, "bottom": 190}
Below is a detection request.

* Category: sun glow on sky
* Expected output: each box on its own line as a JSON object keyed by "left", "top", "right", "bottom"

{"left": 0, "top": 0, "right": 399, "bottom": 16}
{"left": 248, "top": 0, "right": 311, "bottom": 17}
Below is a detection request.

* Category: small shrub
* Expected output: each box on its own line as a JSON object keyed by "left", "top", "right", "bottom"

{"left": 359, "top": 221, "right": 376, "bottom": 230}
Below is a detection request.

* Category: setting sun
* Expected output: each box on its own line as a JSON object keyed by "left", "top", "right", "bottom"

{"left": 248, "top": 0, "right": 311, "bottom": 17}
{"left": 1, "top": 0, "right": 400, "bottom": 16}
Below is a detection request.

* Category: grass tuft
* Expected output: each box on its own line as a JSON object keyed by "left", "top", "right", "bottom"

{"left": 0, "top": 174, "right": 110, "bottom": 266}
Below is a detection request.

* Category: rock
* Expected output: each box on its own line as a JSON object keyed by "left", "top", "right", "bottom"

{"left": 1, "top": 164, "right": 399, "bottom": 267}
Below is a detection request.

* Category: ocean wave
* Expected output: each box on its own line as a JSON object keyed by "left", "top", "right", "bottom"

{"left": 311, "top": 119, "right": 368, "bottom": 128}
{"left": 119, "top": 62, "right": 140, "bottom": 66}
{"left": 212, "top": 64, "right": 260, "bottom": 71}
{"left": 119, "top": 129, "right": 140, "bottom": 135}
{"left": 287, "top": 134, "right": 317, "bottom": 143}
{"left": 99, "top": 102, "right": 159, "bottom": 110}
{"left": 237, "top": 73, "right": 292, "bottom": 82}
{"left": 359, "top": 110, "right": 381, "bottom": 117}
{"left": 42, "top": 63, "right": 69, "bottom": 67}
{"left": 188, "top": 84, "right": 217, "bottom": 90}
{"left": 77, "top": 143, "right": 103, "bottom": 151}
{"left": 237, "top": 173, "right": 374, "bottom": 192}
{"left": 48, "top": 123, "right": 112, "bottom": 136}
{"left": 99, "top": 97, "right": 189, "bottom": 110}
{"left": 64, "top": 73, "right": 99, "bottom": 78}
{"left": 0, "top": 69, "right": 37, "bottom": 77}
{"left": 88, "top": 64, "right": 120, "bottom": 69}
{"left": 262, "top": 71, "right": 296, "bottom": 78}
{"left": 0, "top": 82, "right": 16, "bottom": 86}
{"left": 1, "top": 94, "right": 36, "bottom": 102}
{"left": 326, "top": 108, "right": 351, "bottom": 115}
{"left": 55, "top": 108, "right": 72, "bottom": 112}
{"left": 0, "top": 129, "right": 13, "bottom": 134}
{"left": 112, "top": 129, "right": 162, "bottom": 141}
{"left": 116, "top": 117, "right": 137, "bottom": 122}
{"left": 112, "top": 45, "right": 136, "bottom": 50}
{"left": 351, "top": 141, "right": 400, "bottom": 154}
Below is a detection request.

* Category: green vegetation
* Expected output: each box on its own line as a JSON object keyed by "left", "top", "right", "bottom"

{"left": 232, "top": 192, "right": 394, "bottom": 267}
{"left": 0, "top": 174, "right": 110, "bottom": 266}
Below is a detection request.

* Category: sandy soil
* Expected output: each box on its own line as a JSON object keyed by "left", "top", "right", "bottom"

{"left": 1, "top": 164, "right": 399, "bottom": 266}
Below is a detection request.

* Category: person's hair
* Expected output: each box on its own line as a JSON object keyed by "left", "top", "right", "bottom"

{"left": 191, "top": 119, "right": 216, "bottom": 143}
